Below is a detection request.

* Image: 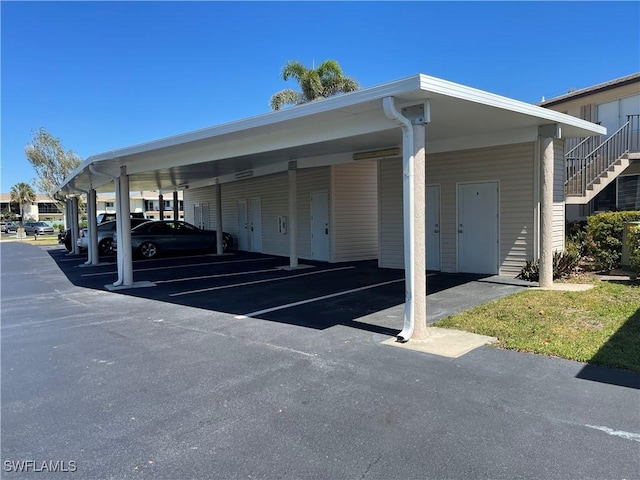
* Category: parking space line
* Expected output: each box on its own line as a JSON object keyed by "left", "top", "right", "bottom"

{"left": 81, "top": 257, "right": 277, "bottom": 277}
{"left": 170, "top": 266, "right": 355, "bottom": 297}
{"left": 155, "top": 268, "right": 277, "bottom": 284}
{"left": 236, "top": 278, "right": 405, "bottom": 318}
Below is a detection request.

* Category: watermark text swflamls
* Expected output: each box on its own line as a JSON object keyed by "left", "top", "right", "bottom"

{"left": 3, "top": 460, "right": 77, "bottom": 473}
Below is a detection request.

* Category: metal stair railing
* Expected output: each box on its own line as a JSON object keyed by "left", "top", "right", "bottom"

{"left": 565, "top": 117, "right": 633, "bottom": 196}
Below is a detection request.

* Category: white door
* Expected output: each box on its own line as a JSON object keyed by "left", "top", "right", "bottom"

{"left": 249, "top": 197, "right": 262, "bottom": 252}
{"left": 310, "top": 191, "right": 329, "bottom": 261}
{"left": 426, "top": 185, "right": 440, "bottom": 271}
{"left": 237, "top": 200, "right": 249, "bottom": 251}
{"left": 458, "top": 182, "right": 498, "bottom": 274}
{"left": 597, "top": 100, "right": 620, "bottom": 138}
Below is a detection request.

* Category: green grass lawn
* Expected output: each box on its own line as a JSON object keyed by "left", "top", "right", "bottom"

{"left": 435, "top": 278, "right": 640, "bottom": 372}
{"left": 0, "top": 234, "right": 62, "bottom": 246}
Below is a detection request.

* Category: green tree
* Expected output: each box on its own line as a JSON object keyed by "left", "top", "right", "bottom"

{"left": 270, "top": 60, "right": 360, "bottom": 110}
{"left": 10, "top": 182, "right": 36, "bottom": 226}
{"left": 24, "top": 127, "right": 82, "bottom": 210}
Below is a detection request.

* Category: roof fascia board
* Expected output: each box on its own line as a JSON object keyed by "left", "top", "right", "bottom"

{"left": 418, "top": 74, "right": 606, "bottom": 137}
{"left": 539, "top": 73, "right": 640, "bottom": 107}
{"left": 86, "top": 75, "right": 423, "bottom": 164}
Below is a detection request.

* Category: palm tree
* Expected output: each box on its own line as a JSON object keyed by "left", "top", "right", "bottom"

{"left": 270, "top": 60, "right": 360, "bottom": 110}
{"left": 10, "top": 182, "right": 37, "bottom": 226}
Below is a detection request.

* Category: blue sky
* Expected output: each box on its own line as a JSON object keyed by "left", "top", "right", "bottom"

{"left": 1, "top": 1, "right": 638, "bottom": 193}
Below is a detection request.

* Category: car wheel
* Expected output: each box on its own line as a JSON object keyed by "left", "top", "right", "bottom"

{"left": 139, "top": 241, "right": 158, "bottom": 259}
{"left": 98, "top": 238, "right": 113, "bottom": 256}
{"left": 222, "top": 238, "right": 228, "bottom": 253}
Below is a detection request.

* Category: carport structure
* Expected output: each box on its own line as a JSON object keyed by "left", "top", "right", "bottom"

{"left": 56, "top": 74, "right": 604, "bottom": 341}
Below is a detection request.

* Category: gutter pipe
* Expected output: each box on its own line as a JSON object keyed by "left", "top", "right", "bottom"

{"left": 382, "top": 96, "right": 415, "bottom": 342}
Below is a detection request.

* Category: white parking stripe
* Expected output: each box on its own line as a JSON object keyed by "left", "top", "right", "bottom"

{"left": 170, "top": 266, "right": 355, "bottom": 297}
{"left": 585, "top": 425, "right": 640, "bottom": 442}
{"left": 236, "top": 278, "right": 404, "bottom": 318}
{"left": 155, "top": 268, "right": 277, "bottom": 284}
{"left": 81, "top": 257, "right": 277, "bottom": 277}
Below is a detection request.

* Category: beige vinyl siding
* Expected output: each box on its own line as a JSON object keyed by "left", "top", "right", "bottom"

{"left": 379, "top": 142, "right": 536, "bottom": 276}
{"left": 184, "top": 186, "right": 218, "bottom": 229}
{"left": 552, "top": 139, "right": 566, "bottom": 252}
{"left": 331, "top": 161, "right": 379, "bottom": 262}
{"left": 378, "top": 158, "right": 404, "bottom": 269}
{"left": 185, "top": 168, "right": 330, "bottom": 258}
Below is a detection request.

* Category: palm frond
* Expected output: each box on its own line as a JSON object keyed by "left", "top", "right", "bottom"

{"left": 270, "top": 89, "right": 303, "bottom": 110}
{"left": 281, "top": 60, "right": 307, "bottom": 82}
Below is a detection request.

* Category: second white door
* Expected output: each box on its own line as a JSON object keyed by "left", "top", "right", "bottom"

{"left": 458, "top": 182, "right": 499, "bottom": 274}
{"left": 310, "top": 191, "right": 329, "bottom": 261}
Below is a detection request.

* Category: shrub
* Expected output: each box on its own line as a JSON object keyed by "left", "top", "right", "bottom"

{"left": 566, "top": 220, "right": 588, "bottom": 256}
{"left": 585, "top": 211, "right": 640, "bottom": 271}
{"left": 627, "top": 225, "right": 640, "bottom": 275}
{"left": 517, "top": 250, "right": 581, "bottom": 282}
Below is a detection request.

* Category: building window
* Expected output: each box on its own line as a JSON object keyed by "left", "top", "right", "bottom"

{"left": 104, "top": 202, "right": 114, "bottom": 208}
{"left": 618, "top": 175, "right": 640, "bottom": 211}
{"left": 38, "top": 202, "right": 62, "bottom": 214}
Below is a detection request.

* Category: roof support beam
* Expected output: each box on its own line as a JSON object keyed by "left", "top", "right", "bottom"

{"left": 215, "top": 180, "right": 224, "bottom": 255}
{"left": 173, "top": 191, "right": 179, "bottom": 220}
{"left": 383, "top": 97, "right": 429, "bottom": 342}
{"left": 85, "top": 189, "right": 99, "bottom": 265}
{"left": 113, "top": 167, "right": 134, "bottom": 287}
{"left": 539, "top": 124, "right": 561, "bottom": 288}
{"left": 288, "top": 161, "right": 298, "bottom": 269}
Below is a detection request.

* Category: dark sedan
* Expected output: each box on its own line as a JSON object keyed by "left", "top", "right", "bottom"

{"left": 77, "top": 218, "right": 151, "bottom": 255}
{"left": 113, "top": 220, "right": 233, "bottom": 259}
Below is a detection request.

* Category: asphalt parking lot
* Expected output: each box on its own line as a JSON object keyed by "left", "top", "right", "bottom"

{"left": 49, "top": 247, "right": 530, "bottom": 334}
{"left": 2, "top": 242, "right": 639, "bottom": 479}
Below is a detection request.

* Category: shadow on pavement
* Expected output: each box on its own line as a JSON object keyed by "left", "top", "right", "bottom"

{"left": 46, "top": 248, "right": 495, "bottom": 337}
{"left": 576, "top": 306, "right": 640, "bottom": 389}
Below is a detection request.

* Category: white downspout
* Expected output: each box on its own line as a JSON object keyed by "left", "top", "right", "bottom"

{"left": 383, "top": 96, "right": 416, "bottom": 342}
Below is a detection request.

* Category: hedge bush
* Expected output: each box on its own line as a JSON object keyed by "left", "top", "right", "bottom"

{"left": 585, "top": 211, "right": 640, "bottom": 271}
{"left": 627, "top": 225, "right": 640, "bottom": 274}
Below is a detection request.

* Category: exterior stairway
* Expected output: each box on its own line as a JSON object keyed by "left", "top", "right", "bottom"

{"left": 565, "top": 114, "right": 639, "bottom": 205}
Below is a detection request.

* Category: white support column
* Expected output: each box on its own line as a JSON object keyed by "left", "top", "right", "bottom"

{"left": 64, "top": 200, "right": 71, "bottom": 231}
{"left": 70, "top": 196, "right": 80, "bottom": 255}
{"left": 113, "top": 176, "right": 124, "bottom": 285}
{"left": 539, "top": 125, "right": 560, "bottom": 289}
{"left": 288, "top": 161, "right": 298, "bottom": 269}
{"left": 383, "top": 98, "right": 430, "bottom": 342}
{"left": 119, "top": 167, "right": 133, "bottom": 286}
{"left": 411, "top": 124, "right": 427, "bottom": 340}
{"left": 215, "top": 180, "right": 224, "bottom": 255}
{"left": 173, "top": 191, "right": 179, "bottom": 220}
{"left": 86, "top": 189, "right": 99, "bottom": 265}
{"left": 158, "top": 192, "right": 164, "bottom": 220}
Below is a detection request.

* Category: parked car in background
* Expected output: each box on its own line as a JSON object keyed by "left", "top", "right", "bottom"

{"left": 96, "top": 212, "right": 146, "bottom": 224}
{"left": 77, "top": 218, "right": 151, "bottom": 255}
{"left": 113, "top": 220, "right": 233, "bottom": 259}
{"left": 0, "top": 222, "right": 18, "bottom": 233}
{"left": 61, "top": 213, "right": 147, "bottom": 252}
{"left": 23, "top": 222, "right": 55, "bottom": 235}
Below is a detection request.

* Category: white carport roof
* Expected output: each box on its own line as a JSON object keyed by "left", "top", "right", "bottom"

{"left": 57, "top": 73, "right": 606, "bottom": 195}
